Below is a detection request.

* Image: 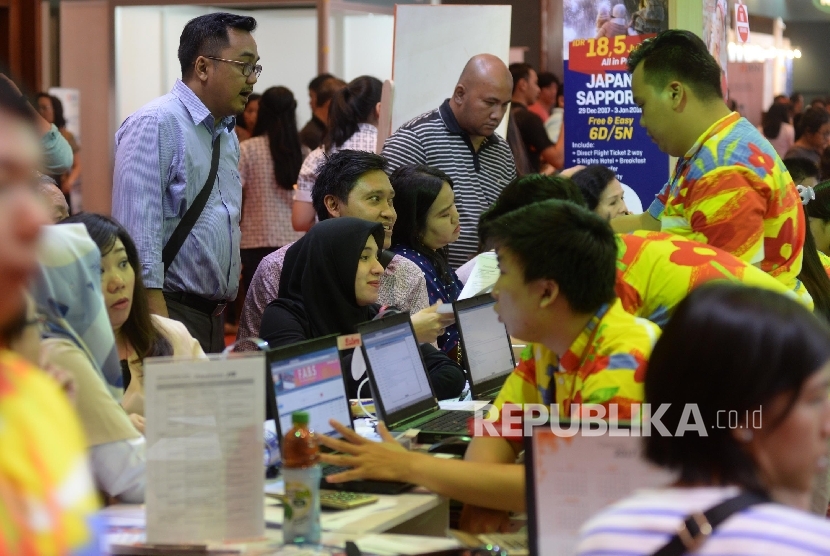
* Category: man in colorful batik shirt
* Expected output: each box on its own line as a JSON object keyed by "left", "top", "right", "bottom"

{"left": 616, "top": 230, "right": 812, "bottom": 325}
{"left": 0, "top": 75, "right": 99, "bottom": 555}
{"left": 613, "top": 30, "right": 805, "bottom": 297}
{"left": 460, "top": 199, "right": 660, "bottom": 532}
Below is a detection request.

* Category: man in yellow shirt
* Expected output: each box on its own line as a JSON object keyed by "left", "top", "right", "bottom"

{"left": 0, "top": 75, "right": 99, "bottom": 555}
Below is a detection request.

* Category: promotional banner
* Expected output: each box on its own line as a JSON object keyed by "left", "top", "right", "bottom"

{"left": 564, "top": 34, "right": 669, "bottom": 205}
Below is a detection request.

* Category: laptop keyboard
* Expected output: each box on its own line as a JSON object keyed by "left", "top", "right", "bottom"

{"left": 422, "top": 410, "right": 474, "bottom": 432}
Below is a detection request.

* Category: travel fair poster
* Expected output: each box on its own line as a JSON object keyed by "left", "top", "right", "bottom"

{"left": 564, "top": 34, "right": 669, "bottom": 204}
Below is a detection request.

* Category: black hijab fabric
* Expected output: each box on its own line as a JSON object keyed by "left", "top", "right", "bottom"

{"left": 276, "top": 217, "right": 386, "bottom": 337}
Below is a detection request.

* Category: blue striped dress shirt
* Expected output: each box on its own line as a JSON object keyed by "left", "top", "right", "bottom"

{"left": 112, "top": 79, "right": 241, "bottom": 301}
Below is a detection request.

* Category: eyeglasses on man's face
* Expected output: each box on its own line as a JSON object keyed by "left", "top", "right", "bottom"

{"left": 203, "top": 56, "right": 262, "bottom": 78}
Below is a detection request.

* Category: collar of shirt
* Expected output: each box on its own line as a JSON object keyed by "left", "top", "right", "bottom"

{"left": 556, "top": 302, "right": 612, "bottom": 374}
{"left": 438, "top": 98, "right": 501, "bottom": 151}
{"left": 171, "top": 79, "right": 236, "bottom": 134}
{"left": 681, "top": 111, "right": 740, "bottom": 162}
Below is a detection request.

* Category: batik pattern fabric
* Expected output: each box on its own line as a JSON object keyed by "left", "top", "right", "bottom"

{"left": 648, "top": 113, "right": 804, "bottom": 294}
{"left": 615, "top": 231, "right": 812, "bottom": 326}
{"left": 0, "top": 350, "right": 99, "bottom": 555}
{"left": 490, "top": 300, "right": 659, "bottom": 432}
{"left": 819, "top": 251, "right": 830, "bottom": 279}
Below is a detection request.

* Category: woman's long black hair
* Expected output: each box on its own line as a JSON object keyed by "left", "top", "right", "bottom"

{"left": 252, "top": 87, "right": 303, "bottom": 191}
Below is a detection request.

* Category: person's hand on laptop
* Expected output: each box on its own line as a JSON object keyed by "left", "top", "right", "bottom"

{"left": 317, "top": 420, "right": 413, "bottom": 484}
{"left": 410, "top": 302, "right": 456, "bottom": 344}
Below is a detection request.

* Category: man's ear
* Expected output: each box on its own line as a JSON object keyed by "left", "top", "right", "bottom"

{"left": 193, "top": 56, "right": 210, "bottom": 83}
{"left": 538, "top": 279, "right": 559, "bottom": 309}
{"left": 323, "top": 194, "right": 342, "bottom": 218}
{"left": 452, "top": 84, "right": 466, "bottom": 105}
{"left": 668, "top": 81, "right": 684, "bottom": 110}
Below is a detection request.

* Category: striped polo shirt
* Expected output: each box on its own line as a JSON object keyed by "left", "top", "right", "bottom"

{"left": 381, "top": 100, "right": 516, "bottom": 268}
{"left": 577, "top": 486, "right": 830, "bottom": 555}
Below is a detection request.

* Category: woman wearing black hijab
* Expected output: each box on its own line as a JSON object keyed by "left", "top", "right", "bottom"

{"left": 259, "top": 217, "right": 466, "bottom": 399}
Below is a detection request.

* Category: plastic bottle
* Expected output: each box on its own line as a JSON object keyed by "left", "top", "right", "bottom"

{"left": 281, "top": 411, "right": 321, "bottom": 544}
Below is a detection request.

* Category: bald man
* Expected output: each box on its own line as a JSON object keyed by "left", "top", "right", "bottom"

{"left": 36, "top": 174, "right": 69, "bottom": 222}
{"left": 382, "top": 54, "right": 517, "bottom": 267}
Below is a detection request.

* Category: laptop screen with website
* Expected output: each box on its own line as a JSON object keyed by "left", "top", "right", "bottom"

{"left": 457, "top": 300, "right": 514, "bottom": 383}
{"left": 270, "top": 345, "right": 351, "bottom": 438}
{"left": 362, "top": 321, "right": 433, "bottom": 415}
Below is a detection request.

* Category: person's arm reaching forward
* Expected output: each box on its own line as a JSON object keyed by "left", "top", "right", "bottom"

{"left": 318, "top": 421, "right": 525, "bottom": 512}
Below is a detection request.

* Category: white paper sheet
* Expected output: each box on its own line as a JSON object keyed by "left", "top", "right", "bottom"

{"left": 458, "top": 251, "right": 499, "bottom": 300}
{"left": 145, "top": 354, "right": 266, "bottom": 544}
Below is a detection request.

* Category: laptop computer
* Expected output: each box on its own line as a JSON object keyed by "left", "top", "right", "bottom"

{"left": 358, "top": 312, "right": 474, "bottom": 445}
{"left": 265, "top": 335, "right": 412, "bottom": 495}
{"left": 453, "top": 293, "right": 515, "bottom": 400}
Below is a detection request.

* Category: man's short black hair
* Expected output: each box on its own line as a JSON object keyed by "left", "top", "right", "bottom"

{"left": 178, "top": 13, "right": 257, "bottom": 79}
{"left": 627, "top": 29, "right": 722, "bottom": 101}
{"left": 312, "top": 149, "right": 388, "bottom": 221}
{"left": 478, "top": 174, "right": 586, "bottom": 246}
{"left": 308, "top": 73, "right": 335, "bottom": 93}
{"left": 0, "top": 74, "right": 36, "bottom": 124}
{"left": 480, "top": 199, "right": 617, "bottom": 314}
{"left": 508, "top": 63, "right": 534, "bottom": 94}
{"left": 783, "top": 157, "right": 820, "bottom": 185}
{"left": 537, "top": 72, "right": 559, "bottom": 89}
{"left": 315, "top": 77, "right": 346, "bottom": 108}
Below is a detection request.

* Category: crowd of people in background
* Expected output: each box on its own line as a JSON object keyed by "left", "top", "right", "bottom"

{"left": 7, "top": 13, "right": 830, "bottom": 554}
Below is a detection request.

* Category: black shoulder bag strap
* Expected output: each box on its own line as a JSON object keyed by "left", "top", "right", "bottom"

{"left": 652, "top": 492, "right": 770, "bottom": 556}
{"left": 162, "top": 133, "right": 221, "bottom": 273}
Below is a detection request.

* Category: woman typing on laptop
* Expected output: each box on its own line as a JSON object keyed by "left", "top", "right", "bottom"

{"left": 258, "top": 217, "right": 465, "bottom": 400}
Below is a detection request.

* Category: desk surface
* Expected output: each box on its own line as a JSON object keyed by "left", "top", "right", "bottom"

{"left": 102, "top": 491, "right": 449, "bottom": 554}
{"left": 263, "top": 482, "right": 445, "bottom": 534}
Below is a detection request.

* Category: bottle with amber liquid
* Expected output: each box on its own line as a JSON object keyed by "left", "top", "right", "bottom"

{"left": 281, "top": 411, "right": 321, "bottom": 544}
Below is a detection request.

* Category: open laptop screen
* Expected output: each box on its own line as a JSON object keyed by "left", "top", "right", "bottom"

{"left": 456, "top": 299, "right": 513, "bottom": 384}
{"left": 270, "top": 345, "right": 350, "bottom": 439}
{"left": 361, "top": 321, "right": 433, "bottom": 415}
{"left": 525, "top": 425, "right": 675, "bottom": 556}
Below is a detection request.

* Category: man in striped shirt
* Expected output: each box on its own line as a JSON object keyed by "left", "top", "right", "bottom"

{"left": 382, "top": 54, "right": 517, "bottom": 268}
{"left": 112, "top": 13, "right": 260, "bottom": 352}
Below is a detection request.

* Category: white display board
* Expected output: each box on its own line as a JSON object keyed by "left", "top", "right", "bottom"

{"left": 389, "top": 5, "right": 512, "bottom": 136}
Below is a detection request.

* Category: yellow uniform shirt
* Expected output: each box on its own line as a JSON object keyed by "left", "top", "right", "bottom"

{"left": 492, "top": 300, "right": 659, "bottom": 423}
{"left": 616, "top": 231, "right": 812, "bottom": 326}
{"left": 0, "top": 350, "right": 98, "bottom": 555}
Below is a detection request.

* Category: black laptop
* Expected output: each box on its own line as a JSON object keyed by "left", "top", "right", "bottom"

{"left": 358, "top": 312, "right": 474, "bottom": 444}
{"left": 265, "top": 335, "right": 411, "bottom": 494}
{"left": 453, "top": 293, "right": 515, "bottom": 400}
